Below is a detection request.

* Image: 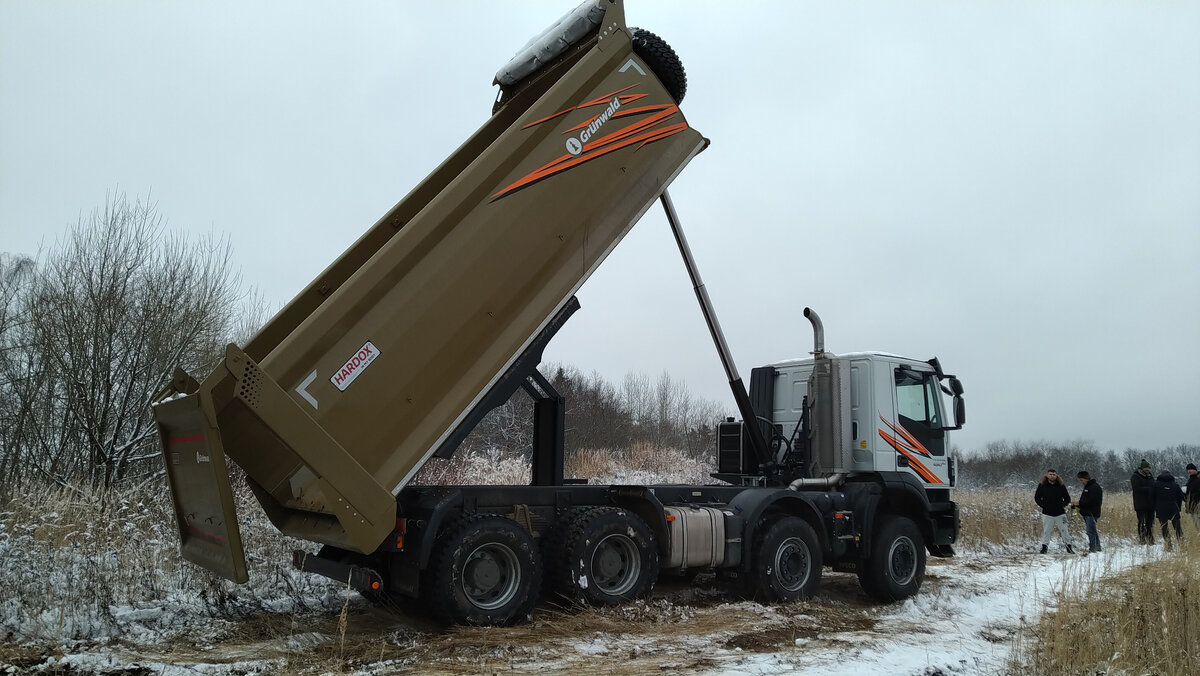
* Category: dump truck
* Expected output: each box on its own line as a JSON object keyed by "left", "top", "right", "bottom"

{"left": 153, "top": 0, "right": 964, "bottom": 626}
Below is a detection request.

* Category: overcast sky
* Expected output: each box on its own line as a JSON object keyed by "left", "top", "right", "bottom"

{"left": 2, "top": 1, "right": 1197, "bottom": 454}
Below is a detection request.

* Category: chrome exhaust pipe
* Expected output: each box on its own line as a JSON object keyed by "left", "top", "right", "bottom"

{"left": 803, "top": 307, "right": 824, "bottom": 354}
{"left": 788, "top": 473, "right": 845, "bottom": 491}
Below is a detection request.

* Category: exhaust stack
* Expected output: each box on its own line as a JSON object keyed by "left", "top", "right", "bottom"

{"left": 804, "top": 307, "right": 824, "bottom": 355}
{"left": 803, "top": 307, "right": 852, "bottom": 477}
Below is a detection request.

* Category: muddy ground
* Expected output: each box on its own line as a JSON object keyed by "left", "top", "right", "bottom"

{"left": 3, "top": 558, "right": 993, "bottom": 675}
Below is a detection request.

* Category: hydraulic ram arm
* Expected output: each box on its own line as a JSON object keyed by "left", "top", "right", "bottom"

{"left": 659, "top": 191, "right": 771, "bottom": 470}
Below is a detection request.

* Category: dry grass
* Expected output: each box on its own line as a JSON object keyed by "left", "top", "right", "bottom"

{"left": 566, "top": 443, "right": 711, "bottom": 484}
{"left": 0, "top": 481, "right": 344, "bottom": 643}
{"left": 931, "top": 488, "right": 1200, "bottom": 674}
{"left": 1020, "top": 530, "right": 1200, "bottom": 674}
{"left": 956, "top": 487, "right": 1138, "bottom": 549}
{"left": 413, "top": 443, "right": 712, "bottom": 487}
{"left": 412, "top": 447, "right": 532, "bottom": 485}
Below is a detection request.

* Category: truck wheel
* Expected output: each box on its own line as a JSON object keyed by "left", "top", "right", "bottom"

{"left": 630, "top": 28, "right": 688, "bottom": 104}
{"left": 424, "top": 514, "right": 541, "bottom": 625}
{"left": 555, "top": 506, "right": 658, "bottom": 606}
{"left": 858, "top": 515, "right": 925, "bottom": 602}
{"left": 747, "top": 516, "right": 822, "bottom": 602}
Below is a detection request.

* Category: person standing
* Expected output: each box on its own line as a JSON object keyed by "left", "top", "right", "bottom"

{"left": 1131, "top": 459, "right": 1155, "bottom": 544}
{"left": 1185, "top": 463, "right": 1200, "bottom": 530}
{"left": 1035, "top": 469, "right": 1074, "bottom": 554}
{"left": 1072, "top": 471, "right": 1103, "bottom": 554}
{"left": 1153, "top": 469, "right": 1185, "bottom": 548}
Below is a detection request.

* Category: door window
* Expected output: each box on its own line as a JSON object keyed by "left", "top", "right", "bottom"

{"left": 895, "top": 369, "right": 945, "bottom": 456}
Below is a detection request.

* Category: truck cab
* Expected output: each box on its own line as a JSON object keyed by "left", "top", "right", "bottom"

{"left": 768, "top": 352, "right": 959, "bottom": 488}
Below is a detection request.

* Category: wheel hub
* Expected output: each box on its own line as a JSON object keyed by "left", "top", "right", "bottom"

{"left": 887, "top": 535, "right": 917, "bottom": 586}
{"left": 461, "top": 543, "right": 520, "bottom": 610}
{"left": 591, "top": 534, "right": 640, "bottom": 595}
{"left": 775, "top": 536, "right": 811, "bottom": 591}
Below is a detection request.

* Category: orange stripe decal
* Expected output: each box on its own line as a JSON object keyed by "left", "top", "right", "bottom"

{"left": 492, "top": 103, "right": 687, "bottom": 201}
{"left": 879, "top": 430, "right": 940, "bottom": 483}
{"left": 559, "top": 94, "right": 650, "bottom": 133}
{"left": 878, "top": 414, "right": 943, "bottom": 484}
{"left": 521, "top": 85, "right": 642, "bottom": 129}
{"left": 879, "top": 414, "right": 932, "bottom": 458}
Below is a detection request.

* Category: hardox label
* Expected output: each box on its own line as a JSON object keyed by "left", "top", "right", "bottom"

{"left": 331, "top": 341, "right": 380, "bottom": 392}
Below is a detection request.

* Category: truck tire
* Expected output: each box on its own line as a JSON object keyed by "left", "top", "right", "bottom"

{"left": 554, "top": 506, "right": 658, "bottom": 606}
{"left": 746, "top": 516, "right": 822, "bottom": 602}
{"left": 424, "top": 514, "right": 541, "bottom": 625}
{"left": 630, "top": 28, "right": 687, "bottom": 104}
{"left": 858, "top": 515, "right": 925, "bottom": 602}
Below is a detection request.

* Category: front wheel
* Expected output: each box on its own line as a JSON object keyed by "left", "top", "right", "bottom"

{"left": 424, "top": 514, "right": 541, "bottom": 625}
{"left": 746, "top": 516, "right": 822, "bottom": 602}
{"left": 858, "top": 515, "right": 925, "bottom": 602}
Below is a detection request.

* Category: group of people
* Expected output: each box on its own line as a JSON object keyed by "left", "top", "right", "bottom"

{"left": 1034, "top": 460, "right": 1200, "bottom": 554}
{"left": 1131, "top": 460, "right": 1200, "bottom": 545}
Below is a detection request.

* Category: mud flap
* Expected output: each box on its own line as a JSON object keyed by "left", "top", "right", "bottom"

{"left": 154, "top": 393, "right": 248, "bottom": 583}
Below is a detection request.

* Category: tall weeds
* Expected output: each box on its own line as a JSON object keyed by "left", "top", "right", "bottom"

{"left": 957, "top": 487, "right": 1138, "bottom": 550}
{"left": 1021, "top": 532, "right": 1200, "bottom": 674}
{"left": 0, "top": 482, "right": 343, "bottom": 642}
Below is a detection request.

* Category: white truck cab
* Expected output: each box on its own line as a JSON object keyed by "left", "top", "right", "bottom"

{"left": 769, "top": 352, "right": 959, "bottom": 488}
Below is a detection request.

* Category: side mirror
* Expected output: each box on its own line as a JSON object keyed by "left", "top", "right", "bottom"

{"left": 941, "top": 395, "right": 966, "bottom": 431}
{"left": 949, "top": 377, "right": 964, "bottom": 397}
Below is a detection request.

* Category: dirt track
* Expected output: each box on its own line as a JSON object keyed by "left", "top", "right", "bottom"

{"left": 55, "top": 564, "right": 954, "bottom": 675}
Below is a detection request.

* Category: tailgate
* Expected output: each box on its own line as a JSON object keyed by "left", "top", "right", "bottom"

{"left": 154, "top": 393, "right": 248, "bottom": 583}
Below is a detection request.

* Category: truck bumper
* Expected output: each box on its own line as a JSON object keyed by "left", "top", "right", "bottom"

{"left": 929, "top": 500, "right": 959, "bottom": 554}
{"left": 292, "top": 549, "right": 384, "bottom": 595}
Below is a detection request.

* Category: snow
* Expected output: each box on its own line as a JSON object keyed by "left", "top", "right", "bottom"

{"left": 710, "top": 546, "right": 1160, "bottom": 675}
{"left": 1, "top": 540, "right": 1164, "bottom": 674}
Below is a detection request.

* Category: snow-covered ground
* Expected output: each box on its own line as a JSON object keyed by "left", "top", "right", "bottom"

{"left": 2, "top": 540, "right": 1161, "bottom": 675}
{"left": 716, "top": 545, "right": 1159, "bottom": 675}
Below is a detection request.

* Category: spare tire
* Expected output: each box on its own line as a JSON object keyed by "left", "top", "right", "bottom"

{"left": 630, "top": 28, "right": 688, "bottom": 104}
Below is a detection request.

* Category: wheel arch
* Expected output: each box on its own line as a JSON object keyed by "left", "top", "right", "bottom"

{"left": 727, "top": 488, "right": 830, "bottom": 570}
{"left": 848, "top": 473, "right": 933, "bottom": 554}
{"left": 610, "top": 486, "right": 670, "bottom": 557}
{"left": 406, "top": 489, "right": 466, "bottom": 569}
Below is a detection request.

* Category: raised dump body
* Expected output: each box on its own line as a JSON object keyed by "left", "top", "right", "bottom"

{"left": 152, "top": 0, "right": 707, "bottom": 582}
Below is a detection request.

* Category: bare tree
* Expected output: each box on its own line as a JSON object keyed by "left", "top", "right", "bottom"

{"left": 0, "top": 193, "right": 249, "bottom": 490}
{"left": 621, "top": 372, "right": 653, "bottom": 427}
{"left": 0, "top": 254, "right": 41, "bottom": 493}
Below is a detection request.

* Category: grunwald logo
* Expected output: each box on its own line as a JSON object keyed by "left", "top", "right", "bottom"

{"left": 565, "top": 96, "right": 622, "bottom": 156}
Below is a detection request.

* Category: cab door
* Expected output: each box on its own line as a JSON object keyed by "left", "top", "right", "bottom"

{"left": 879, "top": 367, "right": 949, "bottom": 486}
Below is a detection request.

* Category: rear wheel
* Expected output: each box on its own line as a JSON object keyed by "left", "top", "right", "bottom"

{"left": 858, "top": 515, "right": 925, "bottom": 602}
{"left": 424, "top": 514, "right": 541, "bottom": 625}
{"left": 554, "top": 506, "right": 658, "bottom": 606}
{"left": 746, "top": 516, "right": 822, "bottom": 602}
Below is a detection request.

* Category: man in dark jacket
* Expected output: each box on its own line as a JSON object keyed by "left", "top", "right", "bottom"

{"left": 1131, "top": 459, "right": 1155, "bottom": 544}
{"left": 1186, "top": 463, "right": 1199, "bottom": 531}
{"left": 1072, "top": 471, "right": 1103, "bottom": 553}
{"left": 1154, "top": 470, "right": 1185, "bottom": 548}
{"left": 1035, "top": 469, "right": 1074, "bottom": 554}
